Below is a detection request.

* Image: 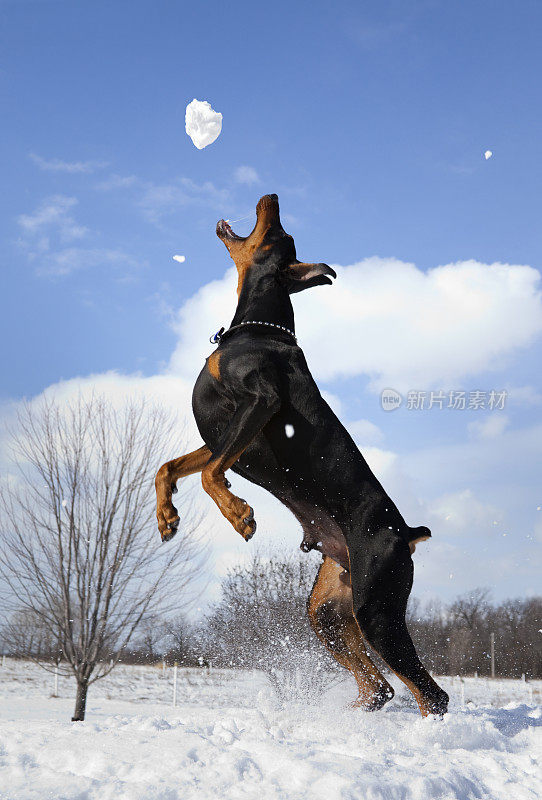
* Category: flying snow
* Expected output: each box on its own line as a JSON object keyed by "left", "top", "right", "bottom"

{"left": 285, "top": 424, "right": 295, "bottom": 438}
{"left": 185, "top": 99, "right": 222, "bottom": 150}
{"left": 484, "top": 150, "right": 493, "bottom": 160}
{"left": 173, "top": 255, "right": 186, "bottom": 264}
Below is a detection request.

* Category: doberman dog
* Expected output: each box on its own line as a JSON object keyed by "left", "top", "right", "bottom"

{"left": 155, "top": 194, "right": 449, "bottom": 717}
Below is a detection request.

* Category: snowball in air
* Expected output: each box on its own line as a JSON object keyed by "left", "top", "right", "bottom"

{"left": 61, "top": 499, "right": 68, "bottom": 507}
{"left": 185, "top": 99, "right": 222, "bottom": 150}
{"left": 484, "top": 150, "right": 493, "bottom": 160}
{"left": 172, "top": 255, "right": 186, "bottom": 264}
{"left": 285, "top": 424, "right": 295, "bottom": 438}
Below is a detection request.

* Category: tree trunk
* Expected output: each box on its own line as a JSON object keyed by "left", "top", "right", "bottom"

{"left": 72, "top": 678, "right": 89, "bottom": 721}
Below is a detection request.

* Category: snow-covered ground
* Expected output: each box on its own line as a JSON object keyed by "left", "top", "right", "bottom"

{"left": 0, "top": 660, "right": 540, "bottom": 800}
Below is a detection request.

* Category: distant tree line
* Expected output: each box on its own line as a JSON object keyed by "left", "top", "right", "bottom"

{"left": 4, "top": 553, "right": 540, "bottom": 682}
{"left": 406, "top": 589, "right": 541, "bottom": 678}
{"left": 194, "top": 560, "right": 541, "bottom": 682}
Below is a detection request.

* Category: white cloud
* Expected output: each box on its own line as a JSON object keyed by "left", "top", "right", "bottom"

{"left": 138, "top": 178, "right": 229, "bottom": 225}
{"left": 169, "top": 267, "right": 238, "bottom": 381}
{"left": 95, "top": 174, "right": 139, "bottom": 191}
{"left": 348, "top": 418, "right": 384, "bottom": 445}
{"left": 17, "top": 195, "right": 141, "bottom": 277}
{"left": 168, "top": 258, "right": 542, "bottom": 391}
{"left": 18, "top": 195, "right": 88, "bottom": 244}
{"left": 5, "top": 250, "right": 542, "bottom": 603}
{"left": 428, "top": 489, "right": 503, "bottom": 537}
{"left": 35, "top": 247, "right": 141, "bottom": 278}
{"left": 320, "top": 390, "right": 343, "bottom": 417}
{"left": 508, "top": 385, "right": 542, "bottom": 406}
{"left": 468, "top": 414, "right": 509, "bottom": 440}
{"left": 30, "top": 371, "right": 196, "bottom": 424}
{"left": 92, "top": 172, "right": 230, "bottom": 224}
{"left": 29, "top": 153, "right": 107, "bottom": 173}
{"left": 362, "top": 445, "right": 398, "bottom": 477}
{"left": 296, "top": 258, "right": 542, "bottom": 389}
{"left": 234, "top": 166, "right": 260, "bottom": 185}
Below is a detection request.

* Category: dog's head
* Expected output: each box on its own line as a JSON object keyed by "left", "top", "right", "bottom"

{"left": 216, "top": 194, "right": 336, "bottom": 296}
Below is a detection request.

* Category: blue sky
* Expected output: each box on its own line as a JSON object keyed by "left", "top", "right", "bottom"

{"left": 1, "top": 0, "right": 541, "bottom": 603}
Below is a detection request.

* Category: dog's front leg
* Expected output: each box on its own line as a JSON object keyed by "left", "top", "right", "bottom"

{"left": 155, "top": 445, "right": 212, "bottom": 541}
{"left": 201, "top": 393, "right": 280, "bottom": 540}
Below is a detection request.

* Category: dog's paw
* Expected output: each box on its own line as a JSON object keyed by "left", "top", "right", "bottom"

{"left": 351, "top": 685, "right": 394, "bottom": 712}
{"left": 157, "top": 502, "right": 180, "bottom": 542}
{"left": 227, "top": 496, "right": 257, "bottom": 541}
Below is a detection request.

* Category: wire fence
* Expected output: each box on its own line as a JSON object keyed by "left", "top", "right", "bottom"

{"left": 0, "top": 657, "right": 540, "bottom": 711}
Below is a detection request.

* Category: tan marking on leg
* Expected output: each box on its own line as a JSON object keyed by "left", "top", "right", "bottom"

{"left": 308, "top": 557, "right": 394, "bottom": 709}
{"left": 207, "top": 351, "right": 222, "bottom": 381}
{"left": 201, "top": 451, "right": 256, "bottom": 541}
{"left": 409, "top": 535, "right": 430, "bottom": 554}
{"left": 391, "top": 673, "right": 446, "bottom": 717}
{"left": 155, "top": 445, "right": 211, "bottom": 541}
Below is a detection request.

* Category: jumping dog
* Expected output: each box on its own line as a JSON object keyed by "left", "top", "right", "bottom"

{"left": 155, "top": 194, "right": 449, "bottom": 716}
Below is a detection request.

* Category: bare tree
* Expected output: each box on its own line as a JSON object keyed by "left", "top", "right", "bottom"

{"left": 200, "top": 550, "right": 342, "bottom": 697}
{"left": 3, "top": 607, "right": 61, "bottom": 661}
{"left": 136, "top": 613, "right": 168, "bottom": 661}
{"left": 449, "top": 588, "right": 491, "bottom": 630}
{"left": 163, "top": 613, "right": 197, "bottom": 665}
{"left": 0, "top": 395, "right": 207, "bottom": 720}
{"left": 406, "top": 590, "right": 542, "bottom": 678}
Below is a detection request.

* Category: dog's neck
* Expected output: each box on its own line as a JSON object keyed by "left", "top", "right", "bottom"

{"left": 230, "top": 268, "right": 295, "bottom": 332}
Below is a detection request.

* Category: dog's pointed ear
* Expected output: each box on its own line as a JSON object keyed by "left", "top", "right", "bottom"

{"left": 285, "top": 262, "right": 337, "bottom": 294}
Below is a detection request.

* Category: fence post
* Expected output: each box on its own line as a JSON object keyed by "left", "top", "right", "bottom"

{"left": 162, "top": 660, "right": 166, "bottom": 677}
{"left": 490, "top": 633, "right": 495, "bottom": 678}
{"left": 460, "top": 678, "right": 465, "bottom": 708}
{"left": 54, "top": 665, "right": 59, "bottom": 696}
{"left": 173, "top": 661, "right": 178, "bottom": 707}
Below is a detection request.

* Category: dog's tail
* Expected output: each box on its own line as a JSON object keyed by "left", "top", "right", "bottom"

{"left": 407, "top": 525, "right": 431, "bottom": 553}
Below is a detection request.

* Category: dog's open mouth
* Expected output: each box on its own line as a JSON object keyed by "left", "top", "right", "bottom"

{"left": 217, "top": 194, "right": 280, "bottom": 242}
{"left": 216, "top": 219, "right": 245, "bottom": 241}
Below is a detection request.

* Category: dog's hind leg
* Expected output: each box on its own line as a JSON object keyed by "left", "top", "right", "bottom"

{"left": 348, "top": 534, "right": 449, "bottom": 717}
{"left": 308, "top": 556, "right": 395, "bottom": 710}
{"left": 155, "top": 445, "right": 211, "bottom": 541}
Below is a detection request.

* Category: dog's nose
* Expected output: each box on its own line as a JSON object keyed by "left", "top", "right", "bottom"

{"left": 258, "top": 193, "right": 279, "bottom": 206}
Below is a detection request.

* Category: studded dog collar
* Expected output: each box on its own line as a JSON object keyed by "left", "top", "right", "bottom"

{"left": 210, "top": 320, "right": 297, "bottom": 345}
